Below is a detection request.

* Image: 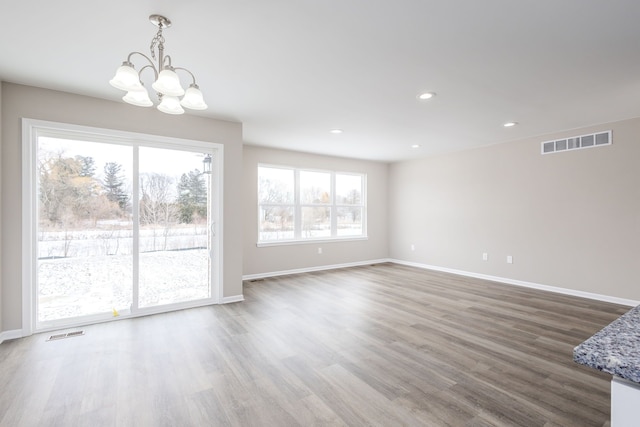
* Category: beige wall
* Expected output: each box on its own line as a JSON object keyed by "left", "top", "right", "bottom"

{"left": 243, "top": 145, "right": 389, "bottom": 276}
{"left": 4, "top": 83, "right": 637, "bottom": 333}
{"left": 389, "top": 117, "right": 640, "bottom": 301}
{"left": 1, "top": 82, "right": 244, "bottom": 332}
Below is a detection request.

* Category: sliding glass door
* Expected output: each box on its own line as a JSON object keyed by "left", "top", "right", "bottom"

{"left": 27, "top": 121, "right": 220, "bottom": 330}
{"left": 137, "top": 146, "right": 211, "bottom": 308}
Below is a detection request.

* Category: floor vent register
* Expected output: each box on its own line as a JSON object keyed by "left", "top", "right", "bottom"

{"left": 46, "top": 331, "right": 85, "bottom": 341}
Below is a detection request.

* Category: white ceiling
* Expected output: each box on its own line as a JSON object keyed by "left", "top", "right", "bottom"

{"left": 2, "top": 1, "right": 640, "bottom": 162}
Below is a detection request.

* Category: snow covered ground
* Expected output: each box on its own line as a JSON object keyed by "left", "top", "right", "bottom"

{"left": 38, "top": 249, "right": 210, "bottom": 321}
{"left": 38, "top": 226, "right": 208, "bottom": 258}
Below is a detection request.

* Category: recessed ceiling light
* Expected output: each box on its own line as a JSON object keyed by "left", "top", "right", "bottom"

{"left": 503, "top": 122, "right": 518, "bottom": 127}
{"left": 411, "top": 144, "right": 421, "bottom": 149}
{"left": 418, "top": 92, "right": 436, "bottom": 101}
{"left": 330, "top": 129, "right": 343, "bottom": 134}
{"left": 417, "top": 92, "right": 436, "bottom": 100}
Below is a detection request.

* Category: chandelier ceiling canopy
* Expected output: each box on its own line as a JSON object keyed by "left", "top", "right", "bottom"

{"left": 109, "top": 14, "right": 207, "bottom": 115}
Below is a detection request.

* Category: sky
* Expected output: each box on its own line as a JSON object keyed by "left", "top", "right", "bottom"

{"left": 39, "top": 137, "right": 209, "bottom": 180}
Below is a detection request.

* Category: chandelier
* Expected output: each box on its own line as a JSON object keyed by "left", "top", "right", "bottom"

{"left": 109, "top": 14, "right": 207, "bottom": 115}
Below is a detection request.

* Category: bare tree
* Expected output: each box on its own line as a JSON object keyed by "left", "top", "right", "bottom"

{"left": 38, "top": 153, "right": 107, "bottom": 228}
{"left": 139, "top": 173, "right": 178, "bottom": 251}
{"left": 258, "top": 175, "right": 293, "bottom": 205}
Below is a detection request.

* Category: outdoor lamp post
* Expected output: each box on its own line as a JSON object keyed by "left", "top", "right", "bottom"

{"left": 202, "top": 154, "right": 212, "bottom": 174}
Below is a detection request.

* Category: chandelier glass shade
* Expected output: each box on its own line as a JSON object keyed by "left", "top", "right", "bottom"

{"left": 109, "top": 15, "right": 207, "bottom": 114}
{"left": 157, "top": 95, "right": 184, "bottom": 115}
{"left": 122, "top": 86, "right": 153, "bottom": 107}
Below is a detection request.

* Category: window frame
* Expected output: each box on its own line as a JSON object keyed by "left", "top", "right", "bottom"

{"left": 257, "top": 164, "right": 367, "bottom": 246}
{"left": 21, "top": 118, "right": 225, "bottom": 334}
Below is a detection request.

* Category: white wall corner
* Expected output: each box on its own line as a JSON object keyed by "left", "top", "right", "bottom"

{"left": 221, "top": 295, "right": 244, "bottom": 304}
{"left": 242, "top": 258, "right": 392, "bottom": 281}
{"left": 0, "top": 329, "right": 23, "bottom": 345}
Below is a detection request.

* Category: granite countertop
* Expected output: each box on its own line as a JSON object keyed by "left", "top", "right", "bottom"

{"left": 574, "top": 305, "right": 640, "bottom": 383}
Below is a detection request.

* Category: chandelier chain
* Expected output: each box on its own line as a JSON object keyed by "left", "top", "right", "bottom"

{"left": 150, "top": 27, "right": 165, "bottom": 62}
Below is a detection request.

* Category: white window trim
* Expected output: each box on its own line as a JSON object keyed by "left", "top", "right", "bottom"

{"left": 256, "top": 236, "right": 369, "bottom": 248}
{"left": 21, "top": 118, "right": 225, "bottom": 335}
{"left": 257, "top": 164, "right": 367, "bottom": 245}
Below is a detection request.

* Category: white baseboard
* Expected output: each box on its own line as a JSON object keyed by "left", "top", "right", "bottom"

{"left": 390, "top": 259, "right": 640, "bottom": 307}
{"left": 242, "top": 259, "right": 391, "bottom": 281}
{"left": 0, "top": 329, "right": 23, "bottom": 345}
{"left": 221, "top": 295, "right": 244, "bottom": 304}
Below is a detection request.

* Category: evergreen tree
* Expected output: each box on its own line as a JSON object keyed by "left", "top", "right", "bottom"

{"left": 103, "top": 162, "right": 129, "bottom": 211}
{"left": 176, "top": 169, "right": 207, "bottom": 223}
{"left": 76, "top": 155, "right": 96, "bottom": 177}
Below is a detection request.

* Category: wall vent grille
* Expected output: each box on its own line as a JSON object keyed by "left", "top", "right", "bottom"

{"left": 541, "top": 130, "right": 611, "bottom": 155}
{"left": 47, "top": 331, "right": 85, "bottom": 341}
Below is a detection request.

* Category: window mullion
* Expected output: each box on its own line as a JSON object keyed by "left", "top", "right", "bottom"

{"left": 131, "top": 145, "right": 139, "bottom": 313}
{"left": 294, "top": 169, "right": 301, "bottom": 239}
{"left": 330, "top": 172, "right": 337, "bottom": 237}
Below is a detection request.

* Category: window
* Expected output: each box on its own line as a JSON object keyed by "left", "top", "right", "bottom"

{"left": 23, "top": 119, "right": 223, "bottom": 332}
{"left": 258, "top": 165, "right": 366, "bottom": 244}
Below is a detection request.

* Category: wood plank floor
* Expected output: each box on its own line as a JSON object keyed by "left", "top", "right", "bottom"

{"left": 0, "top": 263, "right": 630, "bottom": 426}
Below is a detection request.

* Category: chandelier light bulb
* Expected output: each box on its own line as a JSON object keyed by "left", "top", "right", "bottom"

{"left": 157, "top": 95, "right": 185, "bottom": 115}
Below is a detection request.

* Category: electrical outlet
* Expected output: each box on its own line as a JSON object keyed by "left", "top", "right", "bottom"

{"left": 317, "top": 247, "right": 323, "bottom": 254}
{"left": 411, "top": 244, "right": 415, "bottom": 251}
{"left": 482, "top": 253, "right": 488, "bottom": 261}
{"left": 507, "top": 255, "right": 513, "bottom": 264}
